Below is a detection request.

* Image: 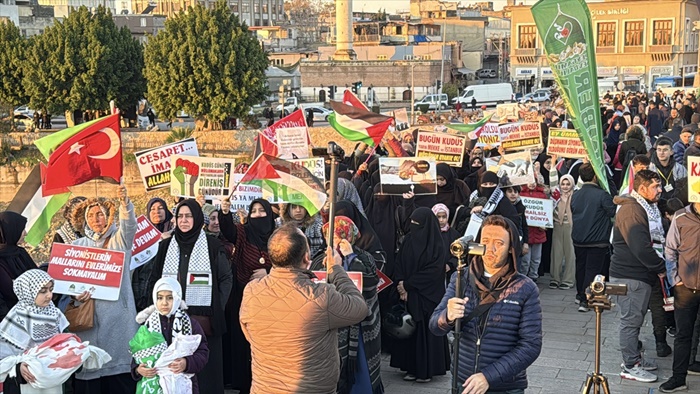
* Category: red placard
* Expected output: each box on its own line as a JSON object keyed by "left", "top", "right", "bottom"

{"left": 130, "top": 215, "right": 162, "bottom": 270}
{"left": 376, "top": 269, "right": 393, "bottom": 293}
{"left": 312, "top": 271, "right": 363, "bottom": 292}
{"left": 47, "top": 243, "right": 126, "bottom": 301}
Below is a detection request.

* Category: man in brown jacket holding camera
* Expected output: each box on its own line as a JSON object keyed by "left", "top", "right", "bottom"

{"left": 240, "top": 224, "right": 369, "bottom": 393}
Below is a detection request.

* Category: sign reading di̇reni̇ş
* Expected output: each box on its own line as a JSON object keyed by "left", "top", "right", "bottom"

{"left": 47, "top": 243, "right": 126, "bottom": 301}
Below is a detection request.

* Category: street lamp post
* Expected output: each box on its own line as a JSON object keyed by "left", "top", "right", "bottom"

{"left": 439, "top": 9, "right": 446, "bottom": 95}
{"left": 410, "top": 63, "right": 416, "bottom": 124}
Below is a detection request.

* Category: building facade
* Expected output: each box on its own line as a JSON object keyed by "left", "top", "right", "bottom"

{"left": 509, "top": 0, "right": 699, "bottom": 94}
{"left": 130, "top": 0, "right": 284, "bottom": 26}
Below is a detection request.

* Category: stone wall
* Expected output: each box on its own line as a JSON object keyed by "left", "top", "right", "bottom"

{"left": 0, "top": 126, "right": 358, "bottom": 202}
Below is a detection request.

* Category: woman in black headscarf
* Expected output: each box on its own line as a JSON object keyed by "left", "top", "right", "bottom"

{"left": 218, "top": 198, "right": 276, "bottom": 394}
{"left": 335, "top": 200, "right": 386, "bottom": 270}
{"left": 132, "top": 197, "right": 175, "bottom": 311}
{"left": 0, "top": 212, "right": 36, "bottom": 322}
{"left": 390, "top": 207, "right": 450, "bottom": 382}
{"left": 148, "top": 199, "right": 233, "bottom": 394}
{"left": 435, "top": 163, "right": 471, "bottom": 223}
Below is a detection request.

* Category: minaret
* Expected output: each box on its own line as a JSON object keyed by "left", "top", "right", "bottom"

{"left": 333, "top": 0, "right": 356, "bottom": 60}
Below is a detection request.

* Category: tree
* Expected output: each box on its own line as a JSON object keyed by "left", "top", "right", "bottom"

{"left": 443, "top": 82, "right": 460, "bottom": 103}
{"left": 0, "top": 21, "right": 29, "bottom": 111}
{"left": 144, "top": 1, "right": 268, "bottom": 125}
{"left": 24, "top": 6, "right": 145, "bottom": 115}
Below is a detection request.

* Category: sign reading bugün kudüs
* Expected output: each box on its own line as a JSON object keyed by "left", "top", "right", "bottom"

{"left": 532, "top": 0, "right": 609, "bottom": 193}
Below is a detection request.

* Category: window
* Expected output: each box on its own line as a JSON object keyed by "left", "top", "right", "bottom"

{"left": 232, "top": 4, "right": 238, "bottom": 12}
{"left": 140, "top": 18, "right": 147, "bottom": 27}
{"left": 377, "top": 54, "right": 387, "bottom": 60}
{"left": 624, "top": 21, "right": 644, "bottom": 47}
{"left": 262, "top": 4, "right": 268, "bottom": 13}
{"left": 653, "top": 20, "right": 673, "bottom": 45}
{"left": 597, "top": 22, "right": 615, "bottom": 47}
{"left": 422, "top": 55, "right": 432, "bottom": 60}
{"left": 518, "top": 25, "right": 537, "bottom": 49}
{"left": 254, "top": 3, "right": 259, "bottom": 13}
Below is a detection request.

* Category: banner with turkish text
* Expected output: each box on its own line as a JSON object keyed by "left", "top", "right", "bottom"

{"left": 47, "top": 243, "right": 125, "bottom": 301}
{"left": 499, "top": 122, "right": 543, "bottom": 152}
{"left": 547, "top": 128, "right": 588, "bottom": 158}
{"left": 130, "top": 216, "right": 162, "bottom": 270}
{"left": 134, "top": 138, "right": 199, "bottom": 191}
{"left": 521, "top": 196, "right": 554, "bottom": 228}
{"left": 415, "top": 131, "right": 467, "bottom": 166}
{"left": 532, "top": 0, "right": 608, "bottom": 192}
{"left": 170, "top": 155, "right": 235, "bottom": 199}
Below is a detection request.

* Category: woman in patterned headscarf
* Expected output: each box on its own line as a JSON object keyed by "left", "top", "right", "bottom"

{"left": 148, "top": 199, "right": 233, "bottom": 394}
{"left": 311, "top": 216, "right": 383, "bottom": 394}
{"left": 53, "top": 196, "right": 87, "bottom": 244}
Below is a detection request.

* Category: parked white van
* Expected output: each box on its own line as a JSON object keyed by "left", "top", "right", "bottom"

{"left": 413, "top": 94, "right": 449, "bottom": 111}
{"left": 452, "top": 83, "right": 514, "bottom": 107}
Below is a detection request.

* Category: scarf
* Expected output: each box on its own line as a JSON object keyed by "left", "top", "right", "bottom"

{"left": 554, "top": 174, "right": 575, "bottom": 225}
{"left": 143, "top": 277, "right": 193, "bottom": 337}
{"left": 56, "top": 221, "right": 81, "bottom": 244}
{"left": 468, "top": 187, "right": 504, "bottom": 217}
{"left": 467, "top": 218, "right": 520, "bottom": 302}
{"left": 163, "top": 230, "right": 212, "bottom": 307}
{"left": 431, "top": 203, "right": 450, "bottom": 232}
{"left": 244, "top": 199, "right": 275, "bottom": 252}
{"left": 0, "top": 270, "right": 68, "bottom": 352}
{"left": 630, "top": 191, "right": 665, "bottom": 256}
{"left": 147, "top": 198, "right": 174, "bottom": 233}
{"left": 322, "top": 216, "right": 360, "bottom": 245}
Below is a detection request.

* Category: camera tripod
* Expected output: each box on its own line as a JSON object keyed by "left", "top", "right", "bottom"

{"left": 581, "top": 294, "right": 613, "bottom": 394}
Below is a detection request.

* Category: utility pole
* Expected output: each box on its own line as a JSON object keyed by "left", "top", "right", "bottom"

{"left": 439, "top": 8, "right": 446, "bottom": 95}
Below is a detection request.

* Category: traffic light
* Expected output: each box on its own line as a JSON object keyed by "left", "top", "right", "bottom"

{"left": 436, "top": 80, "right": 441, "bottom": 90}
{"left": 329, "top": 85, "right": 336, "bottom": 100}
{"left": 352, "top": 81, "right": 362, "bottom": 94}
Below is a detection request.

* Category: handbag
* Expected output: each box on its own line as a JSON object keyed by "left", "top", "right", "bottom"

{"left": 65, "top": 298, "right": 95, "bottom": 332}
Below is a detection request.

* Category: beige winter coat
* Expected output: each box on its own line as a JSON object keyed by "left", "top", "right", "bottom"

{"left": 240, "top": 265, "right": 369, "bottom": 394}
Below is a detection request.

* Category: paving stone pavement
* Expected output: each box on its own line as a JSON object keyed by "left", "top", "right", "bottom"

{"left": 227, "top": 274, "right": 700, "bottom": 394}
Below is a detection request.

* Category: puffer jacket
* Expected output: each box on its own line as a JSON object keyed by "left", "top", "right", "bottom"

{"left": 665, "top": 205, "right": 700, "bottom": 289}
{"left": 240, "top": 265, "right": 369, "bottom": 394}
{"left": 429, "top": 270, "right": 542, "bottom": 391}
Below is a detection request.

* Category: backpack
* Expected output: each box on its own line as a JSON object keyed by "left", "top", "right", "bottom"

{"left": 622, "top": 146, "right": 638, "bottom": 170}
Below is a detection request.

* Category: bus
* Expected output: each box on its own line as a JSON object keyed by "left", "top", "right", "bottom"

{"left": 597, "top": 77, "right": 644, "bottom": 97}
{"left": 651, "top": 73, "right": 695, "bottom": 95}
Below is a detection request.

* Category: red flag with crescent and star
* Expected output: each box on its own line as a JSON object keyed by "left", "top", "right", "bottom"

{"left": 41, "top": 114, "right": 123, "bottom": 196}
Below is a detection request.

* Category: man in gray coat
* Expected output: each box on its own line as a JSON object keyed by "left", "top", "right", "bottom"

{"left": 70, "top": 184, "right": 139, "bottom": 393}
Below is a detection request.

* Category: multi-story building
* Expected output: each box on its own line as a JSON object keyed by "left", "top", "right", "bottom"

{"left": 1, "top": 0, "right": 55, "bottom": 37}
{"left": 509, "top": 0, "right": 699, "bottom": 94}
{"left": 129, "top": 0, "right": 284, "bottom": 26}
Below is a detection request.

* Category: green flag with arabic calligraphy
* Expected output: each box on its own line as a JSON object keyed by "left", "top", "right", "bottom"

{"left": 531, "top": 0, "right": 609, "bottom": 193}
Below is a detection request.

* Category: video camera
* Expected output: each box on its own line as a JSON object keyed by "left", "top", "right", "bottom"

{"left": 449, "top": 235, "right": 486, "bottom": 257}
{"left": 589, "top": 275, "right": 627, "bottom": 297}
{"left": 327, "top": 141, "right": 345, "bottom": 158}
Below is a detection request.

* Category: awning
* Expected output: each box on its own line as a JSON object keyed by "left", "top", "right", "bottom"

{"left": 455, "top": 67, "right": 475, "bottom": 75}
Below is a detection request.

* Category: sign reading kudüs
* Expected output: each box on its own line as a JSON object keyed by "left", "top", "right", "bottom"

{"left": 415, "top": 131, "right": 467, "bottom": 166}
{"left": 47, "top": 243, "right": 126, "bottom": 301}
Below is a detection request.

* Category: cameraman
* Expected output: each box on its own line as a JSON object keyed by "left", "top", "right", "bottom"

{"left": 430, "top": 215, "right": 542, "bottom": 394}
{"left": 609, "top": 170, "right": 666, "bottom": 383}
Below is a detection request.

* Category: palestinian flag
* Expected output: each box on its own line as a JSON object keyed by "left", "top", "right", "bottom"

{"left": 328, "top": 101, "right": 393, "bottom": 146}
{"left": 238, "top": 154, "right": 327, "bottom": 216}
{"left": 189, "top": 273, "right": 211, "bottom": 285}
{"left": 619, "top": 164, "right": 635, "bottom": 196}
{"left": 445, "top": 113, "right": 494, "bottom": 139}
{"left": 7, "top": 165, "right": 71, "bottom": 247}
{"left": 342, "top": 90, "right": 368, "bottom": 110}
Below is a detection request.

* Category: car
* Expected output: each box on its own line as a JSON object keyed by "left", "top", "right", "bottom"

{"left": 477, "top": 69, "right": 497, "bottom": 78}
{"left": 13, "top": 113, "right": 35, "bottom": 130}
{"left": 14, "top": 105, "right": 34, "bottom": 118}
{"left": 519, "top": 91, "right": 550, "bottom": 103}
{"left": 302, "top": 105, "right": 332, "bottom": 122}
{"left": 414, "top": 94, "right": 449, "bottom": 111}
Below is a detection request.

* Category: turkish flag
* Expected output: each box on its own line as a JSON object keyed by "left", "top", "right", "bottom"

{"left": 41, "top": 114, "right": 122, "bottom": 196}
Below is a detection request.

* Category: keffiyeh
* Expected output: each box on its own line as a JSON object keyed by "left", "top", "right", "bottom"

{"left": 0, "top": 270, "right": 68, "bottom": 352}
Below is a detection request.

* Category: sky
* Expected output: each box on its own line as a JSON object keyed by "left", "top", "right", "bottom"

{"left": 350, "top": 0, "right": 512, "bottom": 13}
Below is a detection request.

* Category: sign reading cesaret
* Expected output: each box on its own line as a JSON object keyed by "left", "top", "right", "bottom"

{"left": 47, "top": 243, "right": 126, "bottom": 301}
{"left": 134, "top": 138, "right": 199, "bottom": 191}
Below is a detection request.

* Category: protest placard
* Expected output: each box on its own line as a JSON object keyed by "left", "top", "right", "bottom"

{"left": 47, "top": 244, "right": 125, "bottom": 301}
{"left": 689, "top": 156, "right": 700, "bottom": 202}
{"left": 500, "top": 122, "right": 543, "bottom": 151}
{"left": 312, "top": 271, "right": 363, "bottom": 292}
{"left": 547, "top": 128, "right": 589, "bottom": 159}
{"left": 376, "top": 269, "right": 393, "bottom": 293}
{"left": 379, "top": 157, "right": 437, "bottom": 195}
{"left": 521, "top": 196, "right": 554, "bottom": 228}
{"left": 130, "top": 215, "right": 162, "bottom": 270}
{"left": 415, "top": 131, "right": 467, "bottom": 166}
{"left": 264, "top": 157, "right": 326, "bottom": 204}
{"left": 170, "top": 155, "right": 235, "bottom": 199}
{"left": 134, "top": 138, "right": 199, "bottom": 191}
{"left": 475, "top": 123, "right": 501, "bottom": 148}
{"left": 230, "top": 174, "right": 263, "bottom": 212}
{"left": 485, "top": 151, "right": 536, "bottom": 187}
{"left": 277, "top": 127, "right": 310, "bottom": 159}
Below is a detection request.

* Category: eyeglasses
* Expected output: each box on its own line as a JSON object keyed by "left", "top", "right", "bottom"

{"left": 177, "top": 214, "right": 194, "bottom": 220}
